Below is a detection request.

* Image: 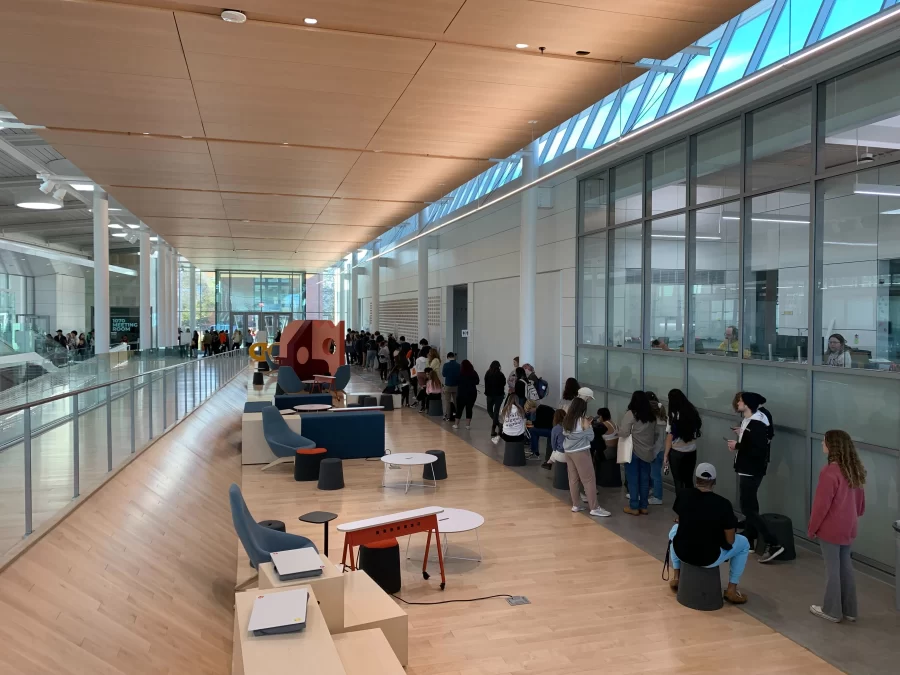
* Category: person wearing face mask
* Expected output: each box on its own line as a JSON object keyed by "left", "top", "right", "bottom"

{"left": 727, "top": 391, "right": 783, "bottom": 564}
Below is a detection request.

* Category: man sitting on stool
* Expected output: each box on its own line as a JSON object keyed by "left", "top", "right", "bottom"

{"left": 668, "top": 463, "right": 750, "bottom": 605}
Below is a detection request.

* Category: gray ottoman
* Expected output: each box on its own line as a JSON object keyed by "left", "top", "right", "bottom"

{"left": 677, "top": 562, "right": 723, "bottom": 611}
{"left": 379, "top": 394, "right": 395, "bottom": 411}
{"left": 552, "top": 461, "right": 568, "bottom": 490}
{"left": 360, "top": 395, "right": 378, "bottom": 407}
{"left": 424, "top": 450, "right": 447, "bottom": 480}
{"left": 503, "top": 441, "right": 526, "bottom": 467}
{"left": 317, "top": 458, "right": 344, "bottom": 491}
{"left": 427, "top": 398, "right": 443, "bottom": 417}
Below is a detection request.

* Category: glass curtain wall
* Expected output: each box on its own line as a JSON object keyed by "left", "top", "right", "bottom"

{"left": 214, "top": 271, "right": 306, "bottom": 328}
{"left": 577, "top": 49, "right": 900, "bottom": 573}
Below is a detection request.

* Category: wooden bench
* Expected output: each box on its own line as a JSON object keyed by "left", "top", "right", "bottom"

{"left": 333, "top": 629, "right": 405, "bottom": 675}
{"left": 340, "top": 570, "right": 409, "bottom": 666}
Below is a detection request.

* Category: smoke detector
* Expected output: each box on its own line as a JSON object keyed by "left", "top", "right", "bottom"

{"left": 221, "top": 9, "right": 247, "bottom": 23}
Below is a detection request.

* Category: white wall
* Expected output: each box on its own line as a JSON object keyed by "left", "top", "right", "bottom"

{"left": 35, "top": 273, "right": 85, "bottom": 333}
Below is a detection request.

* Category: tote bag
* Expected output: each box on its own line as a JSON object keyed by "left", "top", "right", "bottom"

{"left": 616, "top": 434, "right": 633, "bottom": 464}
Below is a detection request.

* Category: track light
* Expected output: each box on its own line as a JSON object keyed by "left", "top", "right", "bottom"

{"left": 52, "top": 187, "right": 68, "bottom": 202}
{"left": 39, "top": 179, "right": 55, "bottom": 195}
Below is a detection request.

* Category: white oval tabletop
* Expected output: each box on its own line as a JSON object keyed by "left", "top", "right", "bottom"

{"left": 433, "top": 507, "right": 484, "bottom": 533}
{"left": 293, "top": 403, "right": 332, "bottom": 412}
{"left": 380, "top": 453, "right": 438, "bottom": 466}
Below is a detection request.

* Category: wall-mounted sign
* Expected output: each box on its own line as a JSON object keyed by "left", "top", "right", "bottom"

{"left": 461, "top": 329, "right": 470, "bottom": 338}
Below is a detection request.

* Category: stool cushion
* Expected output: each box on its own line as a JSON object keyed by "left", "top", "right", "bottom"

{"left": 318, "top": 457, "right": 344, "bottom": 490}
{"left": 257, "top": 519, "right": 286, "bottom": 532}
{"left": 424, "top": 449, "right": 447, "bottom": 480}
{"left": 297, "top": 447, "right": 327, "bottom": 455}
{"left": 379, "top": 394, "right": 395, "bottom": 411}
{"left": 358, "top": 540, "right": 401, "bottom": 594}
{"left": 677, "top": 562, "right": 724, "bottom": 611}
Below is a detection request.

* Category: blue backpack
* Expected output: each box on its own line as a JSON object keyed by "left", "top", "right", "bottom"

{"left": 535, "top": 378, "right": 549, "bottom": 400}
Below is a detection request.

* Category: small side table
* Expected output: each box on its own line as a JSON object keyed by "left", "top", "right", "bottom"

{"left": 299, "top": 511, "right": 338, "bottom": 556}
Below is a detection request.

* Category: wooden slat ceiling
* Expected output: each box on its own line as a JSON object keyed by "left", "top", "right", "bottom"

{"left": 0, "top": 0, "right": 754, "bottom": 272}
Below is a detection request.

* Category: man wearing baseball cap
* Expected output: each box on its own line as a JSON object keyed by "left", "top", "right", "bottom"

{"left": 667, "top": 462, "right": 750, "bottom": 604}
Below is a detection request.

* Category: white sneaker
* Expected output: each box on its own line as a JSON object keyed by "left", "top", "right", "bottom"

{"left": 452, "top": 423, "right": 459, "bottom": 429}
{"left": 571, "top": 506, "right": 586, "bottom": 513}
{"left": 580, "top": 493, "right": 588, "bottom": 503}
{"left": 590, "top": 507, "right": 611, "bottom": 518}
{"left": 625, "top": 493, "right": 630, "bottom": 499}
{"left": 648, "top": 497, "right": 663, "bottom": 505}
{"left": 491, "top": 436, "right": 500, "bottom": 445}
{"left": 809, "top": 605, "right": 841, "bottom": 623}
{"left": 466, "top": 425, "right": 470, "bottom": 430}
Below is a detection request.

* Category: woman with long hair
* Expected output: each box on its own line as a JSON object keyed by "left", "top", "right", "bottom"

{"left": 562, "top": 397, "right": 610, "bottom": 518}
{"left": 619, "top": 391, "right": 659, "bottom": 515}
{"left": 454, "top": 359, "right": 480, "bottom": 430}
{"left": 664, "top": 389, "right": 702, "bottom": 492}
{"left": 824, "top": 333, "right": 852, "bottom": 368}
{"left": 646, "top": 392, "right": 668, "bottom": 505}
{"left": 484, "top": 360, "right": 506, "bottom": 440}
{"left": 558, "top": 377, "right": 579, "bottom": 412}
{"left": 395, "top": 352, "right": 411, "bottom": 406}
{"left": 427, "top": 347, "right": 441, "bottom": 373}
{"left": 498, "top": 392, "right": 527, "bottom": 446}
{"left": 421, "top": 368, "right": 443, "bottom": 413}
{"left": 808, "top": 430, "right": 866, "bottom": 623}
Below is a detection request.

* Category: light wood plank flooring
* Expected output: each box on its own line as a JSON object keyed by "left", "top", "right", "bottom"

{"left": 240, "top": 404, "right": 838, "bottom": 675}
{"left": 0, "top": 374, "right": 244, "bottom": 675}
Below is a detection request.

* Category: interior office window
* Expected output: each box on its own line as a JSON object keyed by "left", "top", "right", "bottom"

{"left": 819, "top": 53, "right": 900, "bottom": 173}
{"left": 611, "top": 158, "right": 643, "bottom": 224}
{"left": 608, "top": 350, "right": 641, "bottom": 392}
{"left": 576, "top": 346, "right": 606, "bottom": 388}
{"left": 816, "top": 165, "right": 900, "bottom": 370}
{"left": 690, "top": 203, "right": 740, "bottom": 354}
{"left": 579, "top": 234, "right": 607, "bottom": 345}
{"left": 643, "top": 352, "right": 684, "bottom": 398}
{"left": 744, "top": 185, "right": 811, "bottom": 361}
{"left": 648, "top": 140, "right": 687, "bottom": 215}
{"left": 747, "top": 91, "right": 812, "bottom": 192}
{"left": 687, "top": 358, "right": 739, "bottom": 415}
{"left": 692, "top": 119, "right": 741, "bottom": 204}
{"left": 609, "top": 224, "right": 642, "bottom": 347}
{"left": 742, "top": 364, "right": 808, "bottom": 428}
{"left": 581, "top": 174, "right": 607, "bottom": 233}
{"left": 648, "top": 215, "right": 686, "bottom": 351}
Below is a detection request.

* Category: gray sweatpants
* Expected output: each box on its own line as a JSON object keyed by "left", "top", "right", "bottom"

{"left": 820, "top": 540, "right": 857, "bottom": 619}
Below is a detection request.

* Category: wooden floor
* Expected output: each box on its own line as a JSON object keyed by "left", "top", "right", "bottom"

{"left": 0, "top": 374, "right": 244, "bottom": 675}
{"left": 240, "top": 402, "right": 839, "bottom": 675}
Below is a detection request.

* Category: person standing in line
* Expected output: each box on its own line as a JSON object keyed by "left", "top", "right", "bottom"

{"left": 422, "top": 368, "right": 442, "bottom": 414}
{"left": 646, "top": 391, "right": 667, "bottom": 506}
{"left": 366, "top": 335, "right": 378, "bottom": 371}
{"left": 807, "top": 429, "right": 866, "bottom": 623}
{"left": 418, "top": 338, "right": 431, "bottom": 360}
{"left": 513, "top": 366, "right": 528, "bottom": 407}
{"left": 454, "top": 359, "right": 479, "bottom": 430}
{"left": 190, "top": 330, "right": 199, "bottom": 358}
{"left": 664, "top": 389, "right": 702, "bottom": 493}
{"left": 427, "top": 347, "right": 441, "bottom": 373}
{"left": 562, "top": 394, "right": 610, "bottom": 518}
{"left": 413, "top": 351, "right": 428, "bottom": 407}
{"left": 557, "top": 378, "right": 580, "bottom": 412}
{"left": 395, "top": 352, "right": 411, "bottom": 407}
{"left": 441, "top": 352, "right": 461, "bottom": 423}
{"left": 484, "top": 361, "right": 506, "bottom": 440}
{"left": 507, "top": 357, "right": 519, "bottom": 395}
{"left": 619, "top": 390, "right": 659, "bottom": 516}
{"left": 233, "top": 327, "right": 243, "bottom": 351}
{"left": 727, "top": 391, "right": 784, "bottom": 563}
{"left": 378, "top": 340, "right": 390, "bottom": 380}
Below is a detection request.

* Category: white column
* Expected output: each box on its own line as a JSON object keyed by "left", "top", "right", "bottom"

{"left": 417, "top": 213, "right": 428, "bottom": 343}
{"left": 333, "top": 268, "right": 341, "bottom": 324}
{"left": 158, "top": 241, "right": 169, "bottom": 348}
{"left": 139, "top": 231, "right": 151, "bottom": 349}
{"left": 370, "top": 257, "right": 380, "bottom": 333}
{"left": 188, "top": 263, "right": 196, "bottom": 334}
{"left": 519, "top": 142, "right": 538, "bottom": 365}
{"left": 350, "top": 253, "right": 359, "bottom": 329}
{"left": 92, "top": 189, "right": 110, "bottom": 354}
{"left": 171, "top": 248, "right": 179, "bottom": 337}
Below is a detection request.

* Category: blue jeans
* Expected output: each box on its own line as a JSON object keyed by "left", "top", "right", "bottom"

{"left": 650, "top": 452, "right": 663, "bottom": 500}
{"left": 668, "top": 524, "right": 750, "bottom": 585}
{"left": 625, "top": 456, "right": 651, "bottom": 510}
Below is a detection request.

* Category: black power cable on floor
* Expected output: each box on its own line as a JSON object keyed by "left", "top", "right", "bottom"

{"left": 391, "top": 593, "right": 513, "bottom": 606}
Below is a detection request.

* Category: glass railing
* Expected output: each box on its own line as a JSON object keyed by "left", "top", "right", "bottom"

{"left": 0, "top": 348, "right": 248, "bottom": 559}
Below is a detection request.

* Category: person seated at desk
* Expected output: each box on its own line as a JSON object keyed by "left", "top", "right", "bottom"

{"left": 667, "top": 462, "right": 750, "bottom": 605}
{"left": 651, "top": 338, "right": 672, "bottom": 351}
{"left": 718, "top": 326, "right": 739, "bottom": 355}
{"left": 824, "top": 333, "right": 852, "bottom": 368}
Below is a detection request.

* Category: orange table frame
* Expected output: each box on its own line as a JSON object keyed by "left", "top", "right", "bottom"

{"left": 340, "top": 513, "right": 447, "bottom": 590}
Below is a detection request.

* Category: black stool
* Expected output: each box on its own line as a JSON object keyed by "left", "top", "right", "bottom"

{"left": 299, "top": 511, "right": 338, "bottom": 557}
{"left": 427, "top": 398, "right": 443, "bottom": 416}
{"left": 503, "top": 441, "right": 526, "bottom": 466}
{"left": 677, "top": 562, "right": 723, "bottom": 611}
{"left": 596, "top": 447, "right": 622, "bottom": 487}
{"left": 753, "top": 513, "right": 796, "bottom": 561}
{"left": 425, "top": 450, "right": 447, "bottom": 480}
{"left": 258, "top": 519, "right": 285, "bottom": 532}
{"left": 379, "top": 394, "right": 395, "bottom": 411}
{"left": 360, "top": 395, "right": 378, "bottom": 407}
{"left": 252, "top": 371, "right": 264, "bottom": 385}
{"left": 552, "top": 461, "right": 569, "bottom": 490}
{"left": 318, "top": 458, "right": 344, "bottom": 490}
{"left": 358, "top": 538, "right": 401, "bottom": 594}
{"left": 294, "top": 447, "right": 326, "bottom": 481}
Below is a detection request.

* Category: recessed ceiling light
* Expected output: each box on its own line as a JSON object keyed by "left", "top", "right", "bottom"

{"left": 150, "top": 236, "right": 158, "bottom": 242}
{"left": 221, "top": 9, "right": 247, "bottom": 23}
{"left": 111, "top": 232, "right": 127, "bottom": 238}
{"left": 515, "top": 43, "right": 528, "bottom": 49}
{"left": 16, "top": 202, "right": 62, "bottom": 210}
{"left": 282, "top": 142, "right": 289, "bottom": 145}
{"left": 125, "top": 223, "right": 140, "bottom": 229}
{"left": 71, "top": 183, "right": 94, "bottom": 191}
{"left": 108, "top": 223, "right": 123, "bottom": 229}
{"left": 142, "top": 132, "right": 149, "bottom": 135}
{"left": 304, "top": 17, "right": 317, "bottom": 25}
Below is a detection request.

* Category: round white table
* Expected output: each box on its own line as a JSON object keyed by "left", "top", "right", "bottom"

{"left": 380, "top": 453, "right": 438, "bottom": 493}
{"left": 293, "top": 403, "right": 332, "bottom": 412}
{"left": 405, "top": 507, "right": 485, "bottom": 563}
{"left": 302, "top": 379, "right": 324, "bottom": 393}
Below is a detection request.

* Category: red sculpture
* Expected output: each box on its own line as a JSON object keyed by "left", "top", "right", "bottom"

{"left": 279, "top": 319, "right": 345, "bottom": 380}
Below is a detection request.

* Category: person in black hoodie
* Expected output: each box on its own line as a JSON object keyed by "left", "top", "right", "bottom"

{"left": 727, "top": 391, "right": 784, "bottom": 564}
{"left": 483, "top": 361, "right": 506, "bottom": 440}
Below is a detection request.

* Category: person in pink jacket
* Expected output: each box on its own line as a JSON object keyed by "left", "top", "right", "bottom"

{"left": 807, "top": 430, "right": 866, "bottom": 623}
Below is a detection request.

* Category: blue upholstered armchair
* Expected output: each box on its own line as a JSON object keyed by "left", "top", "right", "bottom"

{"left": 276, "top": 366, "right": 304, "bottom": 395}
{"left": 265, "top": 351, "right": 280, "bottom": 371}
{"left": 332, "top": 364, "right": 351, "bottom": 392}
{"left": 229, "top": 484, "right": 317, "bottom": 586}
{"left": 261, "top": 405, "right": 316, "bottom": 471}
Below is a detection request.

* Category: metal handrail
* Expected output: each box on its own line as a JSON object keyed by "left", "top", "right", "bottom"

{"left": 0, "top": 349, "right": 244, "bottom": 417}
